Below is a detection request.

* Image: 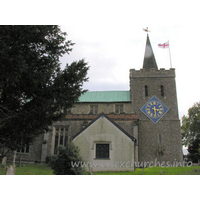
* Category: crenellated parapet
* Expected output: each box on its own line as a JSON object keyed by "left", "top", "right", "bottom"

{"left": 129, "top": 68, "right": 176, "bottom": 78}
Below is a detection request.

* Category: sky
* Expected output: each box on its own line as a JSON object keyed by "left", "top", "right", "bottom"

{"left": 2, "top": 0, "right": 200, "bottom": 120}
{"left": 57, "top": 0, "right": 200, "bottom": 121}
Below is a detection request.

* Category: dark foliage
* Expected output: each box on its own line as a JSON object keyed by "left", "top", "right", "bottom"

{"left": 0, "top": 25, "right": 89, "bottom": 152}
{"left": 187, "top": 138, "right": 200, "bottom": 163}
{"left": 182, "top": 102, "right": 200, "bottom": 146}
{"left": 45, "top": 155, "right": 57, "bottom": 167}
{"left": 182, "top": 102, "right": 200, "bottom": 163}
{"left": 48, "top": 140, "right": 85, "bottom": 175}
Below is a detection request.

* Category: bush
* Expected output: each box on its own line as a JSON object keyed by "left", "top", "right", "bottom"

{"left": 45, "top": 155, "right": 57, "bottom": 167}
{"left": 187, "top": 138, "right": 200, "bottom": 163}
{"left": 48, "top": 140, "right": 85, "bottom": 175}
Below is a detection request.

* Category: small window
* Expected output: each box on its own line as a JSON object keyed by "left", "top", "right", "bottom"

{"left": 145, "top": 86, "right": 148, "bottom": 97}
{"left": 160, "top": 85, "right": 164, "bottom": 96}
{"left": 90, "top": 105, "right": 98, "bottom": 114}
{"left": 158, "top": 134, "right": 162, "bottom": 144}
{"left": 67, "top": 108, "right": 72, "bottom": 114}
{"left": 115, "top": 104, "right": 124, "bottom": 114}
{"left": 17, "top": 144, "right": 30, "bottom": 154}
{"left": 96, "top": 144, "right": 109, "bottom": 159}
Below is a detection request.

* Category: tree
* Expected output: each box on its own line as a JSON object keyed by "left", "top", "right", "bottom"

{"left": 182, "top": 102, "right": 200, "bottom": 146}
{"left": 187, "top": 138, "right": 200, "bottom": 163}
{"left": 47, "top": 139, "right": 85, "bottom": 175}
{"left": 0, "top": 25, "right": 89, "bottom": 156}
{"left": 182, "top": 102, "right": 200, "bottom": 163}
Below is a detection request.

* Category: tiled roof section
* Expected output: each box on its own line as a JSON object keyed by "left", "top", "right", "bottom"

{"left": 78, "top": 91, "right": 131, "bottom": 102}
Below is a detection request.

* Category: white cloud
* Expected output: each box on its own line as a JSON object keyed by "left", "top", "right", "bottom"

{"left": 58, "top": 0, "right": 200, "bottom": 120}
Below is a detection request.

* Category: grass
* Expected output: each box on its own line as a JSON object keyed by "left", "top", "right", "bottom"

{"left": 93, "top": 166, "right": 200, "bottom": 175}
{"left": 0, "top": 163, "right": 54, "bottom": 175}
{"left": 0, "top": 164, "right": 200, "bottom": 175}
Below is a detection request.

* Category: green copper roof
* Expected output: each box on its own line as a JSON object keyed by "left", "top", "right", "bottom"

{"left": 79, "top": 91, "right": 131, "bottom": 102}
{"left": 143, "top": 34, "right": 158, "bottom": 70}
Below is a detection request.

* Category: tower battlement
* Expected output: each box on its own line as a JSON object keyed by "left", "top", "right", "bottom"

{"left": 130, "top": 68, "right": 175, "bottom": 78}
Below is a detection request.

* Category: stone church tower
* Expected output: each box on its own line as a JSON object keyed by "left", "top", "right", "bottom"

{"left": 130, "top": 34, "right": 183, "bottom": 164}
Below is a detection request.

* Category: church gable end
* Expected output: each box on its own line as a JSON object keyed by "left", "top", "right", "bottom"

{"left": 72, "top": 113, "right": 136, "bottom": 171}
{"left": 73, "top": 113, "right": 136, "bottom": 142}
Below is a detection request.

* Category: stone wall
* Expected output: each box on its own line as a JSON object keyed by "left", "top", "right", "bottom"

{"left": 138, "top": 119, "right": 183, "bottom": 163}
{"left": 72, "top": 102, "right": 132, "bottom": 114}
{"left": 130, "top": 68, "right": 179, "bottom": 119}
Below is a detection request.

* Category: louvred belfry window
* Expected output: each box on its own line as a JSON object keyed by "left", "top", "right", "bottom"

{"left": 161, "top": 85, "right": 164, "bottom": 97}
{"left": 145, "top": 85, "right": 148, "bottom": 97}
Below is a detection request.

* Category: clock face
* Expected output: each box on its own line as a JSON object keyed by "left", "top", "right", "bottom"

{"left": 145, "top": 101, "right": 164, "bottom": 118}
{"left": 141, "top": 96, "right": 169, "bottom": 123}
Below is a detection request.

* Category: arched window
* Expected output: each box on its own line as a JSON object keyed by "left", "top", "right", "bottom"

{"left": 160, "top": 85, "right": 164, "bottom": 96}
{"left": 145, "top": 85, "right": 148, "bottom": 97}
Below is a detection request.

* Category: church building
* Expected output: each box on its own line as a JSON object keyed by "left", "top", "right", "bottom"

{"left": 13, "top": 34, "right": 183, "bottom": 171}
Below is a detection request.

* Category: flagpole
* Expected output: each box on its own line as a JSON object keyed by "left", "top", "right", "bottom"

{"left": 168, "top": 40, "right": 173, "bottom": 68}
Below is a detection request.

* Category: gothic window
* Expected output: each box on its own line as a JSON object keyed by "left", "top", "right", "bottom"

{"left": 54, "top": 131, "right": 59, "bottom": 155}
{"left": 160, "top": 85, "right": 164, "bottom": 96}
{"left": 96, "top": 144, "right": 109, "bottom": 159}
{"left": 115, "top": 104, "right": 124, "bottom": 114}
{"left": 90, "top": 105, "right": 98, "bottom": 114}
{"left": 54, "top": 127, "right": 69, "bottom": 155}
{"left": 59, "top": 130, "right": 63, "bottom": 145}
{"left": 145, "top": 85, "right": 148, "bottom": 97}
{"left": 64, "top": 132, "right": 68, "bottom": 146}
